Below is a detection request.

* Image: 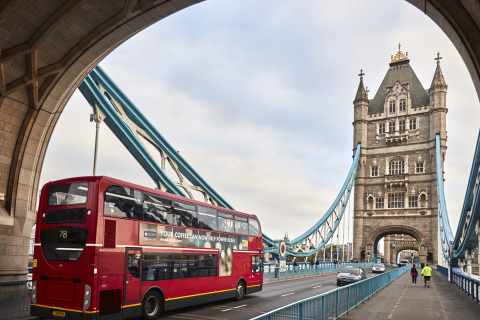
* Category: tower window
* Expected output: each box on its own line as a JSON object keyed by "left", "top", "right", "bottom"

{"left": 400, "top": 99, "right": 406, "bottom": 111}
{"left": 379, "top": 123, "right": 386, "bottom": 134}
{"left": 388, "top": 193, "right": 405, "bottom": 208}
{"left": 399, "top": 120, "right": 406, "bottom": 131}
{"left": 389, "top": 158, "right": 405, "bottom": 175}
{"left": 409, "top": 196, "right": 418, "bottom": 208}
{"left": 371, "top": 166, "right": 379, "bottom": 177}
{"left": 389, "top": 122, "right": 395, "bottom": 133}
{"left": 409, "top": 119, "right": 417, "bottom": 130}
{"left": 416, "top": 162, "right": 424, "bottom": 173}
{"left": 375, "top": 198, "right": 384, "bottom": 209}
{"left": 389, "top": 101, "right": 396, "bottom": 113}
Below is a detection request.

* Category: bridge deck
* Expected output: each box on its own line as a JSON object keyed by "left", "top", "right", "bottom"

{"left": 339, "top": 269, "right": 480, "bottom": 319}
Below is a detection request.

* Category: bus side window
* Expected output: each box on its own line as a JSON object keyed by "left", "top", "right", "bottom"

{"left": 197, "top": 206, "right": 217, "bottom": 231}
{"left": 104, "top": 186, "right": 142, "bottom": 220}
{"left": 143, "top": 193, "right": 171, "bottom": 225}
{"left": 249, "top": 218, "right": 260, "bottom": 236}
{"left": 234, "top": 215, "right": 249, "bottom": 235}
{"left": 173, "top": 202, "right": 197, "bottom": 228}
{"left": 218, "top": 212, "right": 234, "bottom": 233}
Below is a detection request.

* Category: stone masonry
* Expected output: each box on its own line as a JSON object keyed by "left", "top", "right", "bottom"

{"left": 352, "top": 45, "right": 448, "bottom": 266}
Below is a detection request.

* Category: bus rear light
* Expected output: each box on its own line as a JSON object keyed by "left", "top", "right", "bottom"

{"left": 82, "top": 285, "right": 91, "bottom": 312}
{"left": 31, "top": 281, "right": 37, "bottom": 304}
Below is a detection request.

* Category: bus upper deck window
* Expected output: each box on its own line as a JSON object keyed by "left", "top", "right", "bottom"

{"left": 248, "top": 218, "right": 260, "bottom": 236}
{"left": 104, "top": 185, "right": 142, "bottom": 220}
{"left": 48, "top": 182, "right": 88, "bottom": 206}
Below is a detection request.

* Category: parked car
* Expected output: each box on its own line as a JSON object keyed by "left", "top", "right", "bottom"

{"left": 337, "top": 266, "right": 367, "bottom": 286}
{"left": 372, "top": 263, "right": 385, "bottom": 273}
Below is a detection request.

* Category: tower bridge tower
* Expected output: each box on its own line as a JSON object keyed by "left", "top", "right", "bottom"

{"left": 352, "top": 45, "right": 447, "bottom": 266}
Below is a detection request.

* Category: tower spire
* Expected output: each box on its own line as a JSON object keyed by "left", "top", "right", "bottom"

{"left": 354, "top": 69, "right": 368, "bottom": 103}
{"left": 430, "top": 52, "right": 447, "bottom": 91}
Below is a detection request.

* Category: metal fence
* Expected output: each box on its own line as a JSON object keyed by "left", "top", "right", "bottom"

{"left": 451, "top": 268, "right": 480, "bottom": 303}
{"left": 252, "top": 264, "right": 411, "bottom": 320}
{"left": 437, "top": 264, "right": 448, "bottom": 277}
{"left": 0, "top": 280, "right": 31, "bottom": 315}
{"left": 263, "top": 262, "right": 386, "bottom": 282}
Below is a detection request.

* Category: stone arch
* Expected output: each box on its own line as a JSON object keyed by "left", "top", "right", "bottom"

{"left": 392, "top": 245, "right": 420, "bottom": 263}
{"left": 368, "top": 225, "right": 424, "bottom": 245}
{"left": 366, "top": 225, "right": 425, "bottom": 262}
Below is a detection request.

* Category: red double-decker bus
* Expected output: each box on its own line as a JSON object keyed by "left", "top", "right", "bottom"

{"left": 30, "top": 176, "right": 263, "bottom": 319}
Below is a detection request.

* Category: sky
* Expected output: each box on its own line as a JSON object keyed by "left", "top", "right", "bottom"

{"left": 40, "top": 0, "right": 480, "bottom": 248}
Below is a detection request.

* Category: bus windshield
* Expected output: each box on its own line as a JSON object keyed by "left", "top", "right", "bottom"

{"left": 48, "top": 182, "right": 88, "bottom": 206}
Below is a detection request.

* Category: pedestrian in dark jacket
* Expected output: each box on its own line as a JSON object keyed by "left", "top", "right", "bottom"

{"left": 410, "top": 264, "right": 418, "bottom": 287}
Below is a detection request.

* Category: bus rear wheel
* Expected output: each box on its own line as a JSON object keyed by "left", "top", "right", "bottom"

{"left": 235, "top": 281, "right": 245, "bottom": 301}
{"left": 142, "top": 291, "right": 163, "bottom": 320}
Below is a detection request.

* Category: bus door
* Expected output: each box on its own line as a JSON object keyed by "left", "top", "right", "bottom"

{"left": 251, "top": 255, "right": 263, "bottom": 285}
{"left": 124, "top": 249, "right": 142, "bottom": 303}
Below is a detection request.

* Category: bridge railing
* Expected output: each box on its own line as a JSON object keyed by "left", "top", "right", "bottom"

{"left": 451, "top": 268, "right": 480, "bottom": 304}
{"left": 0, "top": 280, "right": 31, "bottom": 315}
{"left": 252, "top": 265, "right": 411, "bottom": 320}
{"left": 263, "top": 262, "right": 382, "bottom": 282}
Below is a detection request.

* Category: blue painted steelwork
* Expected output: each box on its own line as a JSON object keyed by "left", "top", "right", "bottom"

{"left": 282, "top": 143, "right": 361, "bottom": 257}
{"left": 451, "top": 130, "right": 480, "bottom": 262}
{"left": 79, "top": 66, "right": 233, "bottom": 209}
{"left": 451, "top": 268, "right": 480, "bottom": 303}
{"left": 79, "top": 66, "right": 360, "bottom": 258}
{"left": 435, "top": 133, "right": 454, "bottom": 262}
{"left": 251, "top": 265, "right": 411, "bottom": 320}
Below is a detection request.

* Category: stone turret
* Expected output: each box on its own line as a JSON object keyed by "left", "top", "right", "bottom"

{"left": 429, "top": 53, "right": 448, "bottom": 141}
{"left": 353, "top": 70, "right": 369, "bottom": 148}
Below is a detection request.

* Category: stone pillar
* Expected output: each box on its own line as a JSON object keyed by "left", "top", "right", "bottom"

{"left": 466, "top": 250, "right": 472, "bottom": 274}
{"left": 419, "top": 249, "right": 427, "bottom": 268}
{"left": 384, "top": 236, "right": 391, "bottom": 264}
{"left": 459, "top": 259, "right": 465, "bottom": 272}
{"left": 366, "top": 244, "right": 373, "bottom": 263}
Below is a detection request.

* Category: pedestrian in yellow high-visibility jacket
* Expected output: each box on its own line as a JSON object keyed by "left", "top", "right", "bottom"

{"left": 421, "top": 264, "right": 432, "bottom": 287}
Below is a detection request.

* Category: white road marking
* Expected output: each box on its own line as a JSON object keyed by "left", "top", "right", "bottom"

{"left": 233, "top": 304, "right": 247, "bottom": 309}
{"left": 221, "top": 308, "right": 233, "bottom": 312}
{"left": 281, "top": 292, "right": 294, "bottom": 297}
{"left": 313, "top": 285, "right": 323, "bottom": 288}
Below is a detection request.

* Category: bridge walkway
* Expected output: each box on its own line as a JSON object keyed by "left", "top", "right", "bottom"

{"left": 339, "top": 269, "right": 480, "bottom": 319}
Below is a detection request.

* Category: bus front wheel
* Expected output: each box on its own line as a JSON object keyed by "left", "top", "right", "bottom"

{"left": 142, "top": 291, "right": 163, "bottom": 320}
{"left": 235, "top": 281, "right": 245, "bottom": 301}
